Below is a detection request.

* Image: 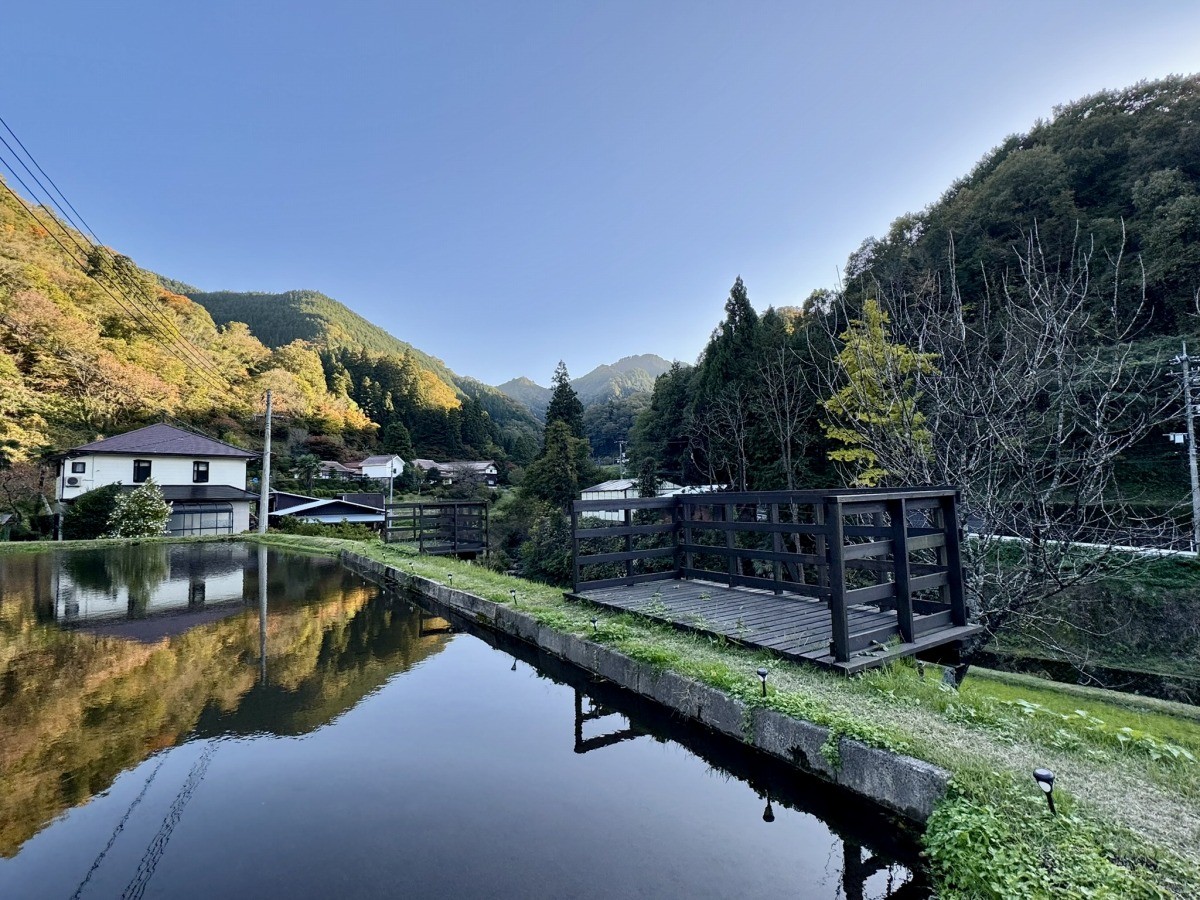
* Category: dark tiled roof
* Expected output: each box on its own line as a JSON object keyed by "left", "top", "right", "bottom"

{"left": 339, "top": 492, "right": 386, "bottom": 509}
{"left": 67, "top": 423, "right": 259, "bottom": 459}
{"left": 117, "top": 484, "right": 259, "bottom": 502}
{"left": 272, "top": 490, "right": 318, "bottom": 511}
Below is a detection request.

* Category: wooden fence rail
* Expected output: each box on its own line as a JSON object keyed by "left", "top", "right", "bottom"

{"left": 570, "top": 488, "right": 969, "bottom": 665}
{"left": 385, "top": 501, "right": 489, "bottom": 558}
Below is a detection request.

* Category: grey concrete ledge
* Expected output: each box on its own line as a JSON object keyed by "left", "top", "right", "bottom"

{"left": 341, "top": 551, "right": 949, "bottom": 823}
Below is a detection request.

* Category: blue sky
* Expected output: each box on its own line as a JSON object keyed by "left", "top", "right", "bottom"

{"left": 5, "top": 2, "right": 1200, "bottom": 385}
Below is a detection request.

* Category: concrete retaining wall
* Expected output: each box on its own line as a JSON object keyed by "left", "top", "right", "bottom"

{"left": 342, "top": 551, "right": 949, "bottom": 823}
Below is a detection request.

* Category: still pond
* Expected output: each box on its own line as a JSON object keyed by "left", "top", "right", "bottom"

{"left": 0, "top": 542, "right": 925, "bottom": 898}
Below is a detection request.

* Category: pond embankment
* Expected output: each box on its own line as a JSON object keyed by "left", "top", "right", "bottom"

{"left": 342, "top": 549, "right": 949, "bottom": 822}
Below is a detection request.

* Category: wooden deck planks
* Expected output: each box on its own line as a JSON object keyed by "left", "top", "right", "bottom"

{"left": 568, "top": 578, "right": 980, "bottom": 671}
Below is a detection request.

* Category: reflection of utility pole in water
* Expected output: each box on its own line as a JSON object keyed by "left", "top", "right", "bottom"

{"left": 258, "top": 545, "right": 268, "bottom": 686}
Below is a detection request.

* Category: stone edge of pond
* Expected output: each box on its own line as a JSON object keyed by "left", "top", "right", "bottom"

{"left": 341, "top": 550, "right": 950, "bottom": 824}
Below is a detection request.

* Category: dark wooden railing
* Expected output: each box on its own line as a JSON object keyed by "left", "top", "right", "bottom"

{"left": 571, "top": 488, "right": 968, "bottom": 663}
{"left": 385, "top": 501, "right": 488, "bottom": 557}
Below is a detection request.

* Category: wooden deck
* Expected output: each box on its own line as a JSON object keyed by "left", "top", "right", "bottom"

{"left": 568, "top": 487, "right": 983, "bottom": 674}
{"left": 569, "top": 578, "right": 980, "bottom": 674}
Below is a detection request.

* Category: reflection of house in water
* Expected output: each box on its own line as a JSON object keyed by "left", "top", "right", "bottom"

{"left": 51, "top": 544, "right": 257, "bottom": 640}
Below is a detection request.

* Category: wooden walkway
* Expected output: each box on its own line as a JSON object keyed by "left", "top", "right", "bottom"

{"left": 570, "top": 578, "right": 979, "bottom": 674}
{"left": 568, "top": 488, "right": 984, "bottom": 674}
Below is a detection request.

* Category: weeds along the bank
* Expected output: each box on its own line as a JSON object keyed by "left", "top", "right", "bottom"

{"left": 256, "top": 536, "right": 1200, "bottom": 895}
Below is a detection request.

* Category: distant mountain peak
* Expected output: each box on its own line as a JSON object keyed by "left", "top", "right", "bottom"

{"left": 497, "top": 353, "right": 672, "bottom": 417}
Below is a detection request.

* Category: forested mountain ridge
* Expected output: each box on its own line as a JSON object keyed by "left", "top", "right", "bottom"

{"left": 0, "top": 181, "right": 374, "bottom": 469}
{"left": 0, "top": 176, "right": 540, "bottom": 493}
{"left": 499, "top": 353, "right": 673, "bottom": 418}
{"left": 842, "top": 75, "right": 1200, "bottom": 332}
{"left": 189, "top": 288, "right": 541, "bottom": 447}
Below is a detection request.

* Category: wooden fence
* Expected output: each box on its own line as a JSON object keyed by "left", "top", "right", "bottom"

{"left": 385, "top": 501, "right": 488, "bottom": 557}
{"left": 570, "top": 488, "right": 968, "bottom": 664}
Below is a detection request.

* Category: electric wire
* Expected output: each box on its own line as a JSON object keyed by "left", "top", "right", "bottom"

{"left": 0, "top": 164, "right": 230, "bottom": 395}
{"left": 0, "top": 126, "right": 231, "bottom": 388}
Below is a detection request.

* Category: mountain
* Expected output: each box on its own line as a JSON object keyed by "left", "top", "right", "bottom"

{"left": 499, "top": 354, "right": 673, "bottom": 418}
{"left": 188, "top": 289, "right": 541, "bottom": 445}
{"left": 842, "top": 74, "right": 1200, "bottom": 335}
{"left": 189, "top": 289, "right": 461, "bottom": 387}
{"left": 495, "top": 376, "right": 552, "bottom": 419}
{"left": 0, "top": 184, "right": 374, "bottom": 469}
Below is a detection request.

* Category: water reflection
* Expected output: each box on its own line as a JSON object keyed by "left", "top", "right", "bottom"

{"left": 424, "top": 592, "right": 928, "bottom": 899}
{"left": 0, "top": 545, "right": 928, "bottom": 898}
{"left": 0, "top": 544, "right": 449, "bottom": 858}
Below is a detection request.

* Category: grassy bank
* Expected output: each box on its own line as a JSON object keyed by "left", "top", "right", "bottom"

{"left": 8, "top": 533, "right": 1200, "bottom": 897}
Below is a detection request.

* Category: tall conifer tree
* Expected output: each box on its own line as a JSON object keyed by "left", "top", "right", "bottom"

{"left": 544, "top": 361, "right": 585, "bottom": 441}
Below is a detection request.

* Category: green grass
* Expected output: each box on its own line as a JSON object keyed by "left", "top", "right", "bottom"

{"left": 6, "top": 532, "right": 1200, "bottom": 897}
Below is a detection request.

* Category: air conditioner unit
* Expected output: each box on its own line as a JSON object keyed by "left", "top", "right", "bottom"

{"left": 66, "top": 476, "right": 80, "bottom": 487}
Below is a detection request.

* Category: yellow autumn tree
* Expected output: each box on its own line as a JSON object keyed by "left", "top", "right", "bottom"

{"left": 823, "top": 299, "right": 938, "bottom": 486}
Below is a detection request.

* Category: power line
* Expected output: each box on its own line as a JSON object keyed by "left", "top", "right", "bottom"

{"left": 0, "top": 165, "right": 230, "bottom": 395}
{"left": 0, "top": 113, "right": 99, "bottom": 242}
{"left": 0, "top": 131, "right": 229, "bottom": 386}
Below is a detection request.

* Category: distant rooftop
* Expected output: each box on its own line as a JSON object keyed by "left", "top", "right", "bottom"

{"left": 359, "top": 455, "right": 404, "bottom": 466}
{"left": 582, "top": 478, "right": 683, "bottom": 493}
{"left": 65, "top": 423, "right": 258, "bottom": 459}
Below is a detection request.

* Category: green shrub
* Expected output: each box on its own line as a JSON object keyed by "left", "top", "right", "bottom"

{"left": 62, "top": 484, "right": 121, "bottom": 539}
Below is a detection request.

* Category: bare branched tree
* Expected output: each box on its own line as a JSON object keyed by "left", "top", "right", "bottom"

{"left": 822, "top": 226, "right": 1172, "bottom": 654}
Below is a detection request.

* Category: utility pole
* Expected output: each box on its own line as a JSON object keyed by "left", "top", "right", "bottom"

{"left": 258, "top": 389, "right": 272, "bottom": 535}
{"left": 1175, "top": 343, "right": 1200, "bottom": 553}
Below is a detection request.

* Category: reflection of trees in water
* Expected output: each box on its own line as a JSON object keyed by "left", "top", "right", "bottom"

{"left": 0, "top": 553, "right": 449, "bottom": 858}
{"left": 105, "top": 545, "right": 171, "bottom": 616}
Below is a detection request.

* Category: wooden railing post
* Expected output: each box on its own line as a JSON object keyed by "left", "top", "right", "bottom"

{"left": 683, "top": 500, "right": 694, "bottom": 577}
{"left": 725, "top": 503, "right": 736, "bottom": 588}
{"left": 769, "top": 502, "right": 783, "bottom": 594}
{"left": 825, "top": 498, "right": 850, "bottom": 662}
{"left": 815, "top": 502, "right": 828, "bottom": 588}
{"left": 571, "top": 501, "right": 580, "bottom": 592}
{"left": 673, "top": 498, "right": 684, "bottom": 579}
{"left": 941, "top": 492, "right": 968, "bottom": 626}
{"left": 624, "top": 505, "right": 634, "bottom": 584}
{"left": 888, "top": 497, "right": 914, "bottom": 643}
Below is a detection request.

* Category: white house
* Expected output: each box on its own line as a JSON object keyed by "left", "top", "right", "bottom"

{"left": 411, "top": 458, "right": 499, "bottom": 487}
{"left": 356, "top": 455, "right": 406, "bottom": 480}
{"left": 268, "top": 490, "right": 385, "bottom": 528}
{"left": 578, "top": 477, "right": 684, "bottom": 521}
{"left": 55, "top": 423, "right": 259, "bottom": 536}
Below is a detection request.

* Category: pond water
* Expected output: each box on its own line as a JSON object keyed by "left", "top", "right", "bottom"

{"left": 0, "top": 543, "right": 926, "bottom": 899}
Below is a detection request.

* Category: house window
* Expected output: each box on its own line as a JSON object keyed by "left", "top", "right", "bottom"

{"left": 70, "top": 461, "right": 86, "bottom": 474}
{"left": 133, "top": 459, "right": 152, "bottom": 483}
{"left": 193, "top": 461, "right": 210, "bottom": 483}
{"left": 167, "top": 503, "right": 234, "bottom": 536}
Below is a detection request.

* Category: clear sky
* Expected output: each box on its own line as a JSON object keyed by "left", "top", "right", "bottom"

{"left": 4, "top": 2, "right": 1200, "bottom": 385}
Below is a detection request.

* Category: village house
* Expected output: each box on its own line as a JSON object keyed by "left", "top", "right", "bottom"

{"left": 268, "top": 490, "right": 385, "bottom": 528}
{"left": 411, "top": 459, "right": 499, "bottom": 487}
{"left": 317, "top": 459, "right": 361, "bottom": 480}
{"left": 578, "top": 477, "right": 685, "bottom": 522}
{"left": 54, "top": 423, "right": 259, "bottom": 536}
{"left": 356, "top": 455, "right": 406, "bottom": 480}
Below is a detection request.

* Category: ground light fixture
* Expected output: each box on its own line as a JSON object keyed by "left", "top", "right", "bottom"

{"left": 591, "top": 617, "right": 598, "bottom": 633}
{"left": 447, "top": 573, "right": 453, "bottom": 585}
{"left": 1033, "top": 768, "right": 1056, "bottom": 815}
{"left": 757, "top": 668, "right": 769, "bottom": 697}
{"left": 509, "top": 589, "right": 517, "bottom": 605}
